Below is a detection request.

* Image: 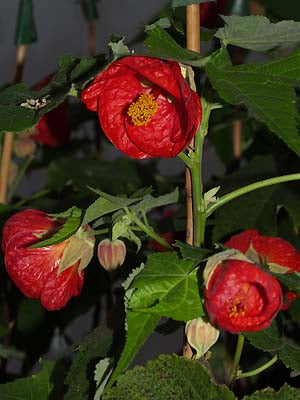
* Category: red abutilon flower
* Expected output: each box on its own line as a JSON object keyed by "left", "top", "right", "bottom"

{"left": 29, "top": 75, "right": 70, "bottom": 147}
{"left": 81, "top": 56, "right": 202, "bottom": 159}
{"left": 225, "top": 229, "right": 300, "bottom": 273}
{"left": 204, "top": 252, "right": 282, "bottom": 333}
{"left": 2, "top": 209, "right": 95, "bottom": 311}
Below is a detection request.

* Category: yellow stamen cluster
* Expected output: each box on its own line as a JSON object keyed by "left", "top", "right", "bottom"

{"left": 228, "top": 297, "right": 246, "bottom": 318}
{"left": 127, "top": 93, "right": 158, "bottom": 126}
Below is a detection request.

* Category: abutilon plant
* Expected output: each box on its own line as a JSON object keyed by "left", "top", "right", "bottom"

{"left": 1, "top": 1, "right": 300, "bottom": 399}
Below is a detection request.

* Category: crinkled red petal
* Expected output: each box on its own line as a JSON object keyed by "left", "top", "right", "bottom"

{"left": 2, "top": 209, "right": 60, "bottom": 251}
{"left": 205, "top": 260, "right": 282, "bottom": 333}
{"left": 224, "top": 229, "right": 260, "bottom": 253}
{"left": 40, "top": 261, "right": 84, "bottom": 310}
{"left": 98, "top": 75, "right": 150, "bottom": 159}
{"left": 4, "top": 231, "right": 66, "bottom": 299}
{"left": 81, "top": 62, "right": 139, "bottom": 111}
{"left": 118, "top": 56, "right": 182, "bottom": 99}
{"left": 252, "top": 235, "right": 300, "bottom": 273}
{"left": 125, "top": 95, "right": 180, "bottom": 157}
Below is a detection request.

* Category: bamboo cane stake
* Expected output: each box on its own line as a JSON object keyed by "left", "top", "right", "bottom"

{"left": 185, "top": 5, "right": 200, "bottom": 246}
{"left": 183, "top": 3, "right": 201, "bottom": 359}
{"left": 232, "top": 119, "right": 242, "bottom": 159}
{"left": 0, "top": 45, "right": 28, "bottom": 204}
{"left": 88, "top": 20, "right": 96, "bottom": 56}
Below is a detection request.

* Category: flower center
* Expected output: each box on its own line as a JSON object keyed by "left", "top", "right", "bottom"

{"left": 127, "top": 93, "right": 158, "bottom": 126}
{"left": 227, "top": 297, "right": 246, "bottom": 318}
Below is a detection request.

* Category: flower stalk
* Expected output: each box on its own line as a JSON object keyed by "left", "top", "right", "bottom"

{"left": 237, "top": 355, "right": 278, "bottom": 380}
{"left": 228, "top": 334, "right": 245, "bottom": 385}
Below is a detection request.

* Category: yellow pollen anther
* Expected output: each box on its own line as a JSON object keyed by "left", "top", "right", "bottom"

{"left": 127, "top": 93, "right": 159, "bottom": 126}
{"left": 227, "top": 297, "right": 246, "bottom": 318}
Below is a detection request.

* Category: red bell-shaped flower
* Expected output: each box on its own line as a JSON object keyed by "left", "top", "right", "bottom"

{"left": 2, "top": 209, "right": 95, "bottom": 311}
{"left": 81, "top": 56, "right": 202, "bottom": 159}
{"left": 204, "top": 253, "right": 282, "bottom": 333}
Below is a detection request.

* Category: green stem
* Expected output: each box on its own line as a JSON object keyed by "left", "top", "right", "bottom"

{"left": 7, "top": 155, "right": 33, "bottom": 203}
{"left": 228, "top": 334, "right": 245, "bottom": 384}
{"left": 178, "top": 152, "right": 192, "bottom": 168}
{"left": 127, "top": 210, "right": 173, "bottom": 251}
{"left": 207, "top": 173, "right": 300, "bottom": 217}
{"left": 14, "top": 188, "right": 51, "bottom": 208}
{"left": 189, "top": 91, "right": 212, "bottom": 247}
{"left": 88, "top": 228, "right": 109, "bottom": 236}
{"left": 237, "top": 355, "right": 278, "bottom": 380}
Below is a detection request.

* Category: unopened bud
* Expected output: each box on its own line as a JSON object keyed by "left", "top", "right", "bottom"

{"left": 97, "top": 239, "right": 126, "bottom": 271}
{"left": 185, "top": 317, "right": 219, "bottom": 359}
{"left": 14, "top": 134, "right": 36, "bottom": 158}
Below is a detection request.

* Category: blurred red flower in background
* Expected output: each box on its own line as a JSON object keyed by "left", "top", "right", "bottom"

{"left": 81, "top": 56, "right": 202, "bottom": 159}
{"left": 30, "top": 75, "right": 70, "bottom": 147}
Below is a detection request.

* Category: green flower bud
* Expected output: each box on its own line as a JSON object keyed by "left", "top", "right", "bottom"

{"left": 185, "top": 317, "right": 219, "bottom": 359}
{"left": 97, "top": 239, "right": 126, "bottom": 271}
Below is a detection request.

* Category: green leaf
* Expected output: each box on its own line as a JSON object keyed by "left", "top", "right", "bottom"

{"left": 80, "top": 0, "right": 99, "bottom": 21}
{"left": 174, "top": 240, "right": 213, "bottom": 261}
{"left": 106, "top": 311, "right": 160, "bottom": 390}
{"left": 0, "top": 360, "right": 55, "bottom": 399}
{"left": 30, "top": 207, "right": 83, "bottom": 248}
{"left": 64, "top": 328, "right": 112, "bottom": 400}
{"left": 263, "top": 0, "right": 300, "bottom": 21}
{"left": 242, "top": 384, "right": 300, "bottom": 400}
{"left": 83, "top": 197, "right": 137, "bottom": 225}
{"left": 206, "top": 48, "right": 300, "bottom": 156}
{"left": 94, "top": 358, "right": 113, "bottom": 400}
{"left": 215, "top": 15, "right": 300, "bottom": 51}
{"left": 145, "top": 17, "right": 172, "bottom": 32}
{"left": 16, "top": 298, "right": 46, "bottom": 335}
{"left": 104, "top": 354, "right": 236, "bottom": 400}
{"left": 89, "top": 188, "right": 140, "bottom": 208}
{"left": 278, "top": 342, "right": 300, "bottom": 371}
{"left": 131, "top": 188, "right": 179, "bottom": 214}
{"left": 145, "top": 26, "right": 209, "bottom": 67}
{"left": 15, "top": 0, "right": 37, "bottom": 45}
{"left": 170, "top": 0, "right": 215, "bottom": 7}
{"left": 48, "top": 158, "right": 142, "bottom": 194}
{"left": 245, "top": 323, "right": 300, "bottom": 370}
{"left": 270, "top": 271, "right": 300, "bottom": 294}
{"left": 108, "top": 35, "right": 130, "bottom": 61}
{"left": 244, "top": 324, "right": 283, "bottom": 352}
{"left": 213, "top": 185, "right": 279, "bottom": 242}
{"left": 128, "top": 252, "right": 204, "bottom": 321}
{"left": 0, "top": 54, "right": 105, "bottom": 132}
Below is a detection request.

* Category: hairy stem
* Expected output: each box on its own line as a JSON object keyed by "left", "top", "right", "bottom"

{"left": 237, "top": 355, "right": 278, "bottom": 380}
{"left": 127, "top": 210, "right": 173, "bottom": 251}
{"left": 207, "top": 173, "right": 300, "bottom": 217}
{"left": 6, "top": 155, "right": 33, "bottom": 203}
{"left": 228, "top": 334, "right": 245, "bottom": 385}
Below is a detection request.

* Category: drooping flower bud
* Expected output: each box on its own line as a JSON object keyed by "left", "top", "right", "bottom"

{"left": 14, "top": 134, "right": 36, "bottom": 158}
{"left": 185, "top": 317, "right": 219, "bottom": 359}
{"left": 97, "top": 239, "right": 126, "bottom": 271}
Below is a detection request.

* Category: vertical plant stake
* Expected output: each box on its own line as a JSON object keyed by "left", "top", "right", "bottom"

{"left": 0, "top": 0, "right": 37, "bottom": 204}
{"left": 80, "top": 0, "right": 99, "bottom": 56}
